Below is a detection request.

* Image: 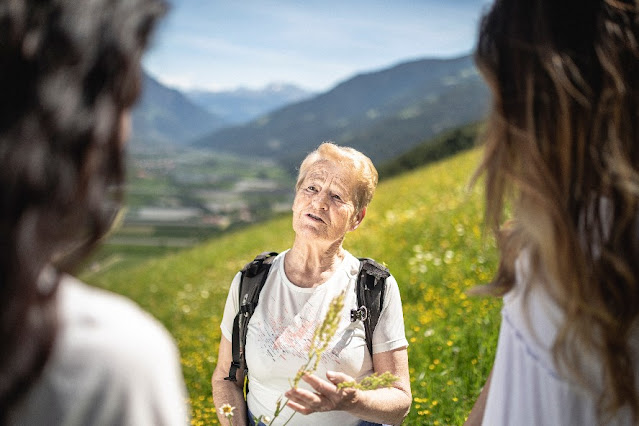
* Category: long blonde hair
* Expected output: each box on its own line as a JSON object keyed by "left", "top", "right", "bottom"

{"left": 475, "top": 0, "right": 639, "bottom": 420}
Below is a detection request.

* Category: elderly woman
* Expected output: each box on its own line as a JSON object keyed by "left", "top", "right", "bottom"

{"left": 212, "top": 142, "right": 411, "bottom": 425}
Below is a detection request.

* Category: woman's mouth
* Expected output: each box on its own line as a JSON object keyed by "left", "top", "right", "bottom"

{"left": 306, "top": 213, "right": 325, "bottom": 223}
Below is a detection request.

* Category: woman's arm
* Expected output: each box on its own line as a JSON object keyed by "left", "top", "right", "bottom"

{"left": 211, "top": 336, "right": 248, "bottom": 426}
{"left": 285, "top": 347, "right": 412, "bottom": 425}
{"left": 464, "top": 368, "right": 493, "bottom": 426}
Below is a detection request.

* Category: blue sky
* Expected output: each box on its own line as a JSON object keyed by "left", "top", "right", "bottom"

{"left": 143, "top": 0, "right": 493, "bottom": 92}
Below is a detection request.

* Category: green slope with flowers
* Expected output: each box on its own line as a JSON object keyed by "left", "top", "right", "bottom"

{"left": 84, "top": 147, "right": 501, "bottom": 425}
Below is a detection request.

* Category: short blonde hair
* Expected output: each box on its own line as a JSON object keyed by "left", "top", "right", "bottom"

{"left": 295, "top": 142, "right": 378, "bottom": 213}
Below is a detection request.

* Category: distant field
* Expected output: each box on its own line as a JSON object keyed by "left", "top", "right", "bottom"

{"left": 84, "top": 148, "right": 501, "bottom": 425}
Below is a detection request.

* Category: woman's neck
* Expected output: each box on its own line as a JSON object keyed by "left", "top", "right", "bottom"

{"left": 285, "top": 238, "right": 345, "bottom": 288}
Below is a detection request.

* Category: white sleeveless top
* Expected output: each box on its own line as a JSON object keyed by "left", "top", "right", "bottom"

{"left": 482, "top": 251, "right": 639, "bottom": 425}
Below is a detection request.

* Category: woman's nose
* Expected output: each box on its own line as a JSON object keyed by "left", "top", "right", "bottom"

{"left": 311, "top": 192, "right": 328, "bottom": 209}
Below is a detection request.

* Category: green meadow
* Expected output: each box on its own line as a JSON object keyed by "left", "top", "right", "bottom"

{"left": 84, "top": 148, "right": 501, "bottom": 425}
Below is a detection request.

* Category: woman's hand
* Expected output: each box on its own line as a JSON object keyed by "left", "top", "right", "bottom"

{"left": 284, "top": 371, "right": 359, "bottom": 414}
{"left": 285, "top": 348, "right": 411, "bottom": 424}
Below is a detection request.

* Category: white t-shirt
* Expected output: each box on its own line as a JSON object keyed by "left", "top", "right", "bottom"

{"left": 220, "top": 250, "right": 408, "bottom": 426}
{"left": 9, "top": 275, "right": 189, "bottom": 426}
{"left": 482, "top": 251, "right": 639, "bottom": 425}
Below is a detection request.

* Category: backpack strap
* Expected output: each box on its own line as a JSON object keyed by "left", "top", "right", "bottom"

{"left": 355, "top": 258, "right": 390, "bottom": 358}
{"left": 225, "top": 251, "right": 277, "bottom": 382}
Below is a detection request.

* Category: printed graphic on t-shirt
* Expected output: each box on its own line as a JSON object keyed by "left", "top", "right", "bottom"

{"left": 251, "top": 288, "right": 350, "bottom": 366}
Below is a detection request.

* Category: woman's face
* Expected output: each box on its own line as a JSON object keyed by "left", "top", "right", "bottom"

{"left": 292, "top": 160, "right": 362, "bottom": 243}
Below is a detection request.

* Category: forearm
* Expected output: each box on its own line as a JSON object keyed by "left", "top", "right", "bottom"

{"left": 347, "top": 385, "right": 412, "bottom": 425}
{"left": 212, "top": 370, "right": 248, "bottom": 425}
{"left": 349, "top": 347, "right": 411, "bottom": 425}
{"left": 213, "top": 335, "right": 249, "bottom": 425}
{"left": 464, "top": 368, "right": 493, "bottom": 426}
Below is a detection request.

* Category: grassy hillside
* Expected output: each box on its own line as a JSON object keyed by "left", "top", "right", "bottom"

{"left": 84, "top": 148, "right": 501, "bottom": 425}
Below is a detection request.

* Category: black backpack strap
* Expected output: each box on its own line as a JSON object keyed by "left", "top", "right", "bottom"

{"left": 226, "top": 314, "right": 242, "bottom": 381}
{"left": 225, "top": 251, "right": 277, "bottom": 382}
{"left": 355, "top": 258, "right": 390, "bottom": 358}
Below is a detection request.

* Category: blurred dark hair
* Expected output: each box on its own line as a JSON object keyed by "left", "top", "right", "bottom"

{"left": 0, "top": 0, "right": 166, "bottom": 417}
{"left": 474, "top": 0, "right": 639, "bottom": 421}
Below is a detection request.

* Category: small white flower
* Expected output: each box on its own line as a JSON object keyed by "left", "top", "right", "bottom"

{"left": 262, "top": 416, "right": 272, "bottom": 424}
{"left": 220, "top": 403, "right": 235, "bottom": 419}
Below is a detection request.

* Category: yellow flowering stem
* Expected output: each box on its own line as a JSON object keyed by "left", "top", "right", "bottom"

{"left": 337, "top": 372, "right": 400, "bottom": 391}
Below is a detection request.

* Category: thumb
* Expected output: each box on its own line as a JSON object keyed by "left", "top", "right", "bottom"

{"left": 326, "top": 370, "right": 354, "bottom": 385}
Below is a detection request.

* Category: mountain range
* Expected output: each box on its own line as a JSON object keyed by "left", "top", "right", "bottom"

{"left": 131, "top": 54, "right": 490, "bottom": 170}
{"left": 186, "top": 84, "right": 314, "bottom": 125}
{"left": 130, "top": 74, "right": 226, "bottom": 148}
{"left": 193, "top": 55, "right": 490, "bottom": 170}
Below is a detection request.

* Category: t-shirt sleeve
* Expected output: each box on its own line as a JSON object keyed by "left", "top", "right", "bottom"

{"left": 220, "top": 272, "right": 242, "bottom": 341}
{"left": 371, "top": 274, "right": 409, "bottom": 354}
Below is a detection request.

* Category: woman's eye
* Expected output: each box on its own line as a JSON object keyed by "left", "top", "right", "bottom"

{"left": 332, "top": 194, "right": 342, "bottom": 201}
{"left": 306, "top": 185, "right": 317, "bottom": 192}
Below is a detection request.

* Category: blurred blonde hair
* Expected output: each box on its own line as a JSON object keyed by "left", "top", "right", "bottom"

{"left": 296, "top": 142, "right": 378, "bottom": 214}
{"left": 474, "top": 0, "right": 639, "bottom": 421}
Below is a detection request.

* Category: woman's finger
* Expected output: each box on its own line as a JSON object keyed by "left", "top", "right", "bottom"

{"left": 286, "top": 399, "right": 313, "bottom": 415}
{"left": 286, "top": 372, "right": 360, "bottom": 414}
{"left": 285, "top": 388, "right": 328, "bottom": 414}
{"left": 325, "top": 370, "right": 353, "bottom": 385}
{"left": 301, "top": 372, "right": 337, "bottom": 395}
{"left": 285, "top": 386, "right": 321, "bottom": 406}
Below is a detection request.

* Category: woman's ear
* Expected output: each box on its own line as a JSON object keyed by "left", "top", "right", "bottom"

{"left": 350, "top": 207, "right": 366, "bottom": 231}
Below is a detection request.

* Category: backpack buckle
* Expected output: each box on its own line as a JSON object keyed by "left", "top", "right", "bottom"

{"left": 246, "top": 260, "right": 262, "bottom": 276}
{"left": 240, "top": 294, "right": 255, "bottom": 316}
{"left": 350, "top": 305, "right": 368, "bottom": 322}
{"left": 224, "top": 361, "right": 241, "bottom": 382}
{"left": 240, "top": 302, "right": 255, "bottom": 316}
